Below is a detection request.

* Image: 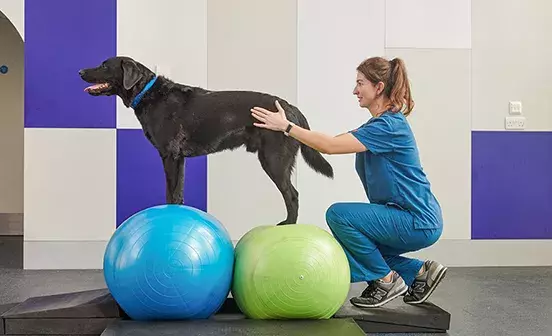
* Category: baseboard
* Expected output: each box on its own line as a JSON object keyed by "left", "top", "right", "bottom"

{"left": 22, "top": 238, "right": 552, "bottom": 270}
{"left": 403, "top": 239, "right": 552, "bottom": 267}
{"left": 23, "top": 240, "right": 108, "bottom": 269}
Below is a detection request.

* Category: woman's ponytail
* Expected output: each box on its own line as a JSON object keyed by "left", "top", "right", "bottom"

{"left": 387, "top": 58, "right": 414, "bottom": 116}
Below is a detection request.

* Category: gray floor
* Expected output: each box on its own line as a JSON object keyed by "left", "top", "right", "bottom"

{"left": 0, "top": 236, "right": 23, "bottom": 269}
{"left": 0, "top": 237, "right": 551, "bottom": 335}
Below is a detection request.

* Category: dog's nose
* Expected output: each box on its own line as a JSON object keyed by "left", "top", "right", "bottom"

{"left": 79, "top": 69, "right": 85, "bottom": 76}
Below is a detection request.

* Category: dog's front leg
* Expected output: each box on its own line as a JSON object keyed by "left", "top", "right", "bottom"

{"left": 162, "top": 154, "right": 185, "bottom": 204}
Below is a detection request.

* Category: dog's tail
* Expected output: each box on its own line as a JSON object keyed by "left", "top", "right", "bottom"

{"left": 291, "top": 106, "right": 334, "bottom": 179}
{"left": 301, "top": 143, "right": 334, "bottom": 178}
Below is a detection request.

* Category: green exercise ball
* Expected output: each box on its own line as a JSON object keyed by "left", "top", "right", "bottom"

{"left": 232, "top": 224, "right": 351, "bottom": 319}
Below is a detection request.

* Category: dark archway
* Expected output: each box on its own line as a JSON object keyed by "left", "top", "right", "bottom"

{"left": 0, "top": 10, "right": 24, "bottom": 268}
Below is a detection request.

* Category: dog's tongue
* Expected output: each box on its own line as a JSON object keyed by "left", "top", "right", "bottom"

{"left": 84, "top": 83, "right": 106, "bottom": 92}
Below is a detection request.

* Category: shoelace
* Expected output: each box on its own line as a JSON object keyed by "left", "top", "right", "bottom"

{"left": 361, "top": 282, "right": 377, "bottom": 297}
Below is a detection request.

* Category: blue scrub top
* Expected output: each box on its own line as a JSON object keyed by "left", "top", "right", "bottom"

{"left": 349, "top": 111, "right": 443, "bottom": 230}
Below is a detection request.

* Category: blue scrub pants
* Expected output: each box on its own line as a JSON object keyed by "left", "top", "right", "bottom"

{"left": 325, "top": 202, "right": 442, "bottom": 287}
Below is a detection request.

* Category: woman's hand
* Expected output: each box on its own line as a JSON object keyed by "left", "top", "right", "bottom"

{"left": 250, "top": 100, "right": 289, "bottom": 132}
{"left": 251, "top": 100, "right": 367, "bottom": 154}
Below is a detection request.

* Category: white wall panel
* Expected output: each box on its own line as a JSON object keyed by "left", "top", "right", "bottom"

{"left": 472, "top": 0, "right": 552, "bottom": 131}
{"left": 24, "top": 128, "right": 116, "bottom": 241}
{"left": 297, "top": 0, "right": 385, "bottom": 230}
{"left": 206, "top": 0, "right": 298, "bottom": 240}
{"left": 116, "top": 0, "right": 208, "bottom": 129}
{"left": 0, "top": 0, "right": 24, "bottom": 40}
{"left": 385, "top": 0, "right": 471, "bottom": 49}
{"left": 385, "top": 48, "right": 471, "bottom": 239}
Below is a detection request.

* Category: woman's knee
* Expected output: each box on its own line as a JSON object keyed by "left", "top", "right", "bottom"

{"left": 325, "top": 202, "right": 351, "bottom": 230}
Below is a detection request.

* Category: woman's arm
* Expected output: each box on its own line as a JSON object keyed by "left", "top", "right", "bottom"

{"left": 286, "top": 124, "right": 366, "bottom": 154}
{"left": 250, "top": 101, "right": 367, "bottom": 155}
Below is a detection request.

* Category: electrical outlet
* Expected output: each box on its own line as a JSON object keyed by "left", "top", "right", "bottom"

{"left": 509, "top": 101, "right": 522, "bottom": 115}
{"left": 505, "top": 116, "right": 526, "bottom": 130}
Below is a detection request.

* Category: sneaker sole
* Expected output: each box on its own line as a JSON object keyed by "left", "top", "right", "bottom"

{"left": 350, "top": 285, "right": 409, "bottom": 309}
{"left": 405, "top": 266, "right": 448, "bottom": 305}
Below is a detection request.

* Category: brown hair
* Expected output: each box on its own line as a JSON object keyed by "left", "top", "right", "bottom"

{"left": 356, "top": 57, "right": 414, "bottom": 116}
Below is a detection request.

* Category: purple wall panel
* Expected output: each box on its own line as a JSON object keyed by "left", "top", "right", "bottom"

{"left": 24, "top": 0, "right": 116, "bottom": 128}
{"left": 472, "top": 131, "right": 552, "bottom": 239}
{"left": 116, "top": 129, "right": 207, "bottom": 226}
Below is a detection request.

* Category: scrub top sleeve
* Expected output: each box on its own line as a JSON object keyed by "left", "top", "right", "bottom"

{"left": 349, "top": 118, "right": 394, "bottom": 154}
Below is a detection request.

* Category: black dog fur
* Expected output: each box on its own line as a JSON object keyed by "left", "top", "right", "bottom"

{"left": 79, "top": 56, "right": 333, "bottom": 225}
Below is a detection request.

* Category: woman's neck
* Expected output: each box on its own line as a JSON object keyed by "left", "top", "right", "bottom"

{"left": 368, "top": 98, "right": 391, "bottom": 117}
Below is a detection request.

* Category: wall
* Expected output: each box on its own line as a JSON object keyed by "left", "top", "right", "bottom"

{"left": 115, "top": 0, "right": 208, "bottom": 226}
{"left": 19, "top": 0, "right": 552, "bottom": 269}
{"left": 206, "top": 0, "right": 298, "bottom": 238}
{"left": 23, "top": 0, "right": 117, "bottom": 268}
{"left": 384, "top": 0, "right": 472, "bottom": 242}
{"left": 0, "top": 14, "right": 24, "bottom": 235}
{"left": 383, "top": 0, "right": 552, "bottom": 266}
{"left": 296, "top": 0, "right": 386, "bottom": 229}
{"left": 0, "top": 0, "right": 23, "bottom": 40}
{"left": 470, "top": 0, "right": 552, "bottom": 241}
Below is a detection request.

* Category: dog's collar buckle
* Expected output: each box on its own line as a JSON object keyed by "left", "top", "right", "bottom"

{"left": 131, "top": 76, "right": 158, "bottom": 109}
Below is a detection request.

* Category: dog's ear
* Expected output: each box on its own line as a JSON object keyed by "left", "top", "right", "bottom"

{"left": 122, "top": 59, "right": 143, "bottom": 90}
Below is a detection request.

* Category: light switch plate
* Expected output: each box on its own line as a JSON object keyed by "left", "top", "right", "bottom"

{"left": 509, "top": 101, "right": 522, "bottom": 115}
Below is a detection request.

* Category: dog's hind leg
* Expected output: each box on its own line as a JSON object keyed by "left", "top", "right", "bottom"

{"left": 162, "top": 154, "right": 185, "bottom": 204}
{"left": 258, "top": 145, "right": 299, "bottom": 225}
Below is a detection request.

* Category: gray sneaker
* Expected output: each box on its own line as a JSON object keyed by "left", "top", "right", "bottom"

{"left": 350, "top": 271, "right": 408, "bottom": 308}
{"left": 404, "top": 260, "right": 447, "bottom": 304}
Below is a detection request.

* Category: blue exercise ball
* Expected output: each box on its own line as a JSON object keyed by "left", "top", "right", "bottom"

{"left": 103, "top": 204, "right": 234, "bottom": 321}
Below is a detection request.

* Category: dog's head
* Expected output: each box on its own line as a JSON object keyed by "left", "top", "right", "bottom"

{"left": 79, "top": 56, "right": 155, "bottom": 107}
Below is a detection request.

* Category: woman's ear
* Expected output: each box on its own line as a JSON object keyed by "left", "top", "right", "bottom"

{"left": 376, "top": 81, "right": 385, "bottom": 96}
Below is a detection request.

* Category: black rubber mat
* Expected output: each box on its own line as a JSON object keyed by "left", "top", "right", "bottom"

{"left": 1, "top": 288, "right": 121, "bottom": 318}
{"left": 220, "top": 296, "right": 450, "bottom": 333}
{"left": 1, "top": 288, "right": 121, "bottom": 335}
{"left": 334, "top": 297, "right": 451, "bottom": 333}
{"left": 0, "top": 302, "right": 19, "bottom": 334}
{"left": 101, "top": 318, "right": 365, "bottom": 336}
{"left": 0, "top": 289, "right": 450, "bottom": 334}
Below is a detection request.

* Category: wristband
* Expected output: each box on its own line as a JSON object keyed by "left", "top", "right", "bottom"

{"left": 284, "top": 123, "right": 294, "bottom": 136}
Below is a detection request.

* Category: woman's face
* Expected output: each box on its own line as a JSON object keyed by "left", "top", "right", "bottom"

{"left": 353, "top": 71, "right": 383, "bottom": 109}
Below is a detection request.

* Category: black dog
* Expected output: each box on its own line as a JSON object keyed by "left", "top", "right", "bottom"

{"left": 79, "top": 56, "right": 333, "bottom": 225}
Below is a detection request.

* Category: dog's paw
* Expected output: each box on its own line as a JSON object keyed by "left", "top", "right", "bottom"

{"left": 276, "top": 220, "right": 295, "bottom": 226}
